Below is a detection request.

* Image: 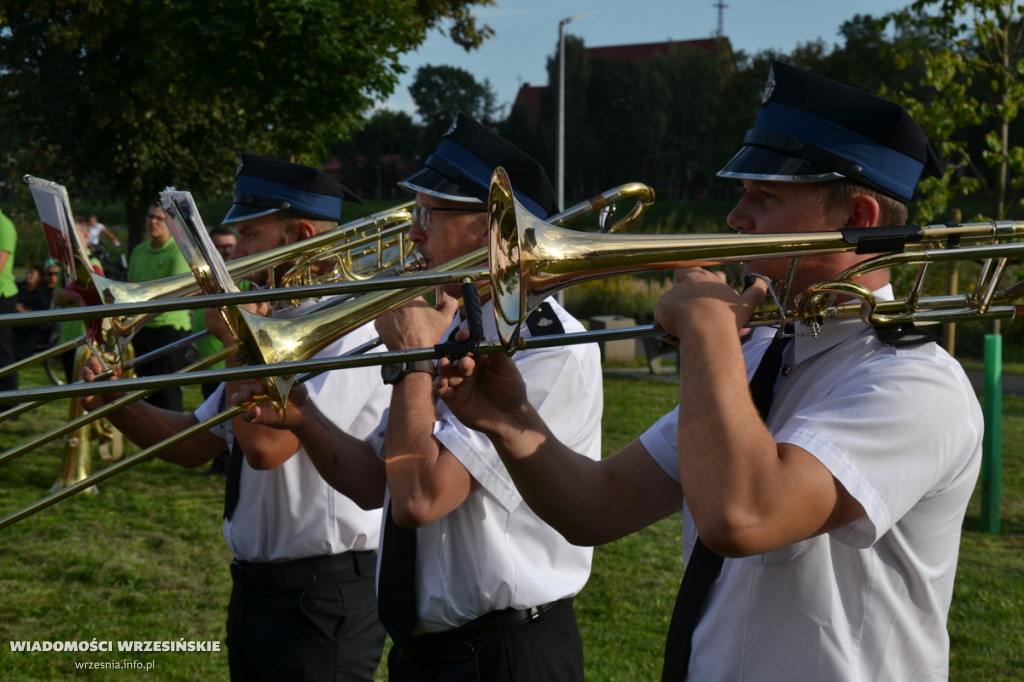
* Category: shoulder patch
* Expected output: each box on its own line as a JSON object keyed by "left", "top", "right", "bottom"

{"left": 525, "top": 301, "right": 565, "bottom": 337}
{"left": 874, "top": 324, "right": 940, "bottom": 347}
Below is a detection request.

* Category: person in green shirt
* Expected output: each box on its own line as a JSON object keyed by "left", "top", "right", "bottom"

{"left": 0, "top": 208, "right": 18, "bottom": 391}
{"left": 127, "top": 202, "right": 191, "bottom": 411}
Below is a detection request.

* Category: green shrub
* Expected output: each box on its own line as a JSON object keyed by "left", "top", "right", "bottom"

{"left": 563, "top": 274, "right": 675, "bottom": 321}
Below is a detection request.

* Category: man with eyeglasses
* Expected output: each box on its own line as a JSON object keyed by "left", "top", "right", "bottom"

{"left": 230, "top": 113, "right": 602, "bottom": 681}
{"left": 126, "top": 201, "right": 192, "bottom": 411}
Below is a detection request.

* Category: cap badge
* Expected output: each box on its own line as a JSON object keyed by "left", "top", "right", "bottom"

{"left": 762, "top": 64, "right": 776, "bottom": 104}
{"left": 443, "top": 116, "right": 458, "bottom": 138}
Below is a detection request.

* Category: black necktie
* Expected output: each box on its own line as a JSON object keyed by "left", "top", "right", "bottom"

{"left": 377, "top": 499, "right": 418, "bottom": 644}
{"left": 661, "top": 325, "right": 793, "bottom": 682}
{"left": 223, "top": 438, "right": 243, "bottom": 521}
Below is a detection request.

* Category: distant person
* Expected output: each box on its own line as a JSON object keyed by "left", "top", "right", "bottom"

{"left": 87, "top": 214, "right": 120, "bottom": 250}
{"left": 43, "top": 262, "right": 61, "bottom": 296}
{"left": 15, "top": 264, "right": 54, "bottom": 360}
{"left": 44, "top": 260, "right": 60, "bottom": 292}
{"left": 0, "top": 208, "right": 19, "bottom": 391}
{"left": 52, "top": 218, "right": 103, "bottom": 384}
{"left": 210, "top": 226, "right": 237, "bottom": 261}
{"left": 127, "top": 202, "right": 191, "bottom": 411}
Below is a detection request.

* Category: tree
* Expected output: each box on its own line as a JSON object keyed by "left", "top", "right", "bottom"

{"left": 0, "top": 0, "right": 495, "bottom": 245}
{"left": 409, "top": 64, "right": 500, "bottom": 149}
{"left": 883, "top": 0, "right": 1024, "bottom": 222}
{"left": 328, "top": 109, "right": 423, "bottom": 200}
{"left": 535, "top": 36, "right": 740, "bottom": 205}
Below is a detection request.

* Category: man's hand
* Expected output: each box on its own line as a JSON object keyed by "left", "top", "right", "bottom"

{"left": 79, "top": 355, "right": 125, "bottom": 412}
{"left": 206, "top": 301, "right": 270, "bottom": 347}
{"left": 229, "top": 380, "right": 310, "bottom": 430}
{"left": 375, "top": 294, "right": 459, "bottom": 351}
{"left": 654, "top": 267, "right": 769, "bottom": 341}
{"left": 434, "top": 331, "right": 529, "bottom": 439}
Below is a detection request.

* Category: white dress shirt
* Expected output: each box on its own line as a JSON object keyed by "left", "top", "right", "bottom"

{"left": 196, "top": 317, "right": 392, "bottom": 562}
{"left": 640, "top": 286, "right": 983, "bottom": 680}
{"left": 371, "top": 297, "right": 604, "bottom": 634}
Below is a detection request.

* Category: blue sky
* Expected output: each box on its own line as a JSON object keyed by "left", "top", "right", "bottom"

{"left": 380, "top": 0, "right": 912, "bottom": 119}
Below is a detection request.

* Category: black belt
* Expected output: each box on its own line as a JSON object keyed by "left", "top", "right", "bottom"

{"left": 230, "top": 550, "right": 376, "bottom": 591}
{"left": 396, "top": 598, "right": 570, "bottom": 663}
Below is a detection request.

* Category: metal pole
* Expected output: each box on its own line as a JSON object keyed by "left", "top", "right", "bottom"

{"left": 556, "top": 12, "right": 595, "bottom": 214}
{"left": 556, "top": 12, "right": 593, "bottom": 308}
{"left": 557, "top": 18, "right": 567, "bottom": 212}
{"left": 981, "top": 331, "right": 1003, "bottom": 533}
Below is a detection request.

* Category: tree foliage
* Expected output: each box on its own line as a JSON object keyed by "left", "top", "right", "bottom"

{"left": 409, "top": 64, "right": 500, "bottom": 150}
{"left": 531, "top": 36, "right": 743, "bottom": 207}
{"left": 0, "top": 0, "right": 494, "bottom": 244}
{"left": 883, "top": 0, "right": 1024, "bottom": 221}
{"left": 328, "top": 109, "right": 422, "bottom": 201}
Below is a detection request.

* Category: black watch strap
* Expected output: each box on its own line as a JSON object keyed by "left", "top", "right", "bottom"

{"left": 381, "top": 360, "right": 435, "bottom": 385}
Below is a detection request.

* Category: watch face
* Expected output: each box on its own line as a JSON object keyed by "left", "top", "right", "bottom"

{"left": 381, "top": 363, "right": 402, "bottom": 383}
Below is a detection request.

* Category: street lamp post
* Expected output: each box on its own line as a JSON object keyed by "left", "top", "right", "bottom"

{"left": 557, "top": 12, "right": 595, "bottom": 212}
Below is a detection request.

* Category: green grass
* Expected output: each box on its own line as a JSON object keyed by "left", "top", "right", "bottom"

{"left": 0, "top": 366, "right": 1021, "bottom": 680}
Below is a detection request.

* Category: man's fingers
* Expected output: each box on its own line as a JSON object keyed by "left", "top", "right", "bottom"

{"left": 740, "top": 275, "right": 771, "bottom": 307}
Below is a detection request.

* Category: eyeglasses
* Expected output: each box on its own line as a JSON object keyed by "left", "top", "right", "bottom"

{"left": 410, "top": 205, "right": 487, "bottom": 234}
{"left": 146, "top": 213, "right": 165, "bottom": 221}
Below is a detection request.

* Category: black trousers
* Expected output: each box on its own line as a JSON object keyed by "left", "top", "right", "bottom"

{"left": 388, "top": 597, "right": 585, "bottom": 682}
{"left": 130, "top": 325, "right": 190, "bottom": 411}
{"left": 226, "top": 551, "right": 385, "bottom": 682}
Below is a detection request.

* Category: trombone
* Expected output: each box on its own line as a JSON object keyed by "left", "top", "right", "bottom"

{"left": 0, "top": 186, "right": 413, "bottom": 502}
{"left": 5, "top": 159, "right": 1024, "bottom": 527}
{"left": 0, "top": 184, "right": 415, "bottom": 382}
{"left": 0, "top": 182, "right": 654, "bottom": 333}
{"left": 0, "top": 179, "right": 656, "bottom": 528}
{"left": 7, "top": 168, "right": 1024, "bottom": 406}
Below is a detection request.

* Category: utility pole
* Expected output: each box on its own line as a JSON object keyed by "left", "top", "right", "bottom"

{"left": 557, "top": 12, "right": 595, "bottom": 212}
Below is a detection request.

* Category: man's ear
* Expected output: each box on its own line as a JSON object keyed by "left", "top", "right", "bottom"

{"left": 845, "top": 194, "right": 881, "bottom": 228}
{"left": 292, "top": 220, "right": 317, "bottom": 242}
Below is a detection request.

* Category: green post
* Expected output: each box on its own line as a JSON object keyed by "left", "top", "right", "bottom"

{"left": 980, "top": 333, "right": 1003, "bottom": 533}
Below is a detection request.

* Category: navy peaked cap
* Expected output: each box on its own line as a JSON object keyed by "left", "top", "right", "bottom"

{"left": 399, "top": 112, "right": 559, "bottom": 219}
{"left": 718, "top": 61, "right": 943, "bottom": 202}
{"left": 222, "top": 153, "right": 363, "bottom": 225}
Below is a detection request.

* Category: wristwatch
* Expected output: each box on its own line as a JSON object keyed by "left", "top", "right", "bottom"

{"left": 381, "top": 360, "right": 435, "bottom": 385}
